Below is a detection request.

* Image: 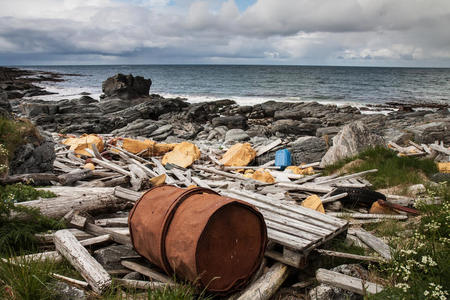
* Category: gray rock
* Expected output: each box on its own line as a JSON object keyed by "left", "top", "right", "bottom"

{"left": 149, "top": 124, "right": 173, "bottom": 137}
{"left": 102, "top": 73, "right": 151, "bottom": 100}
{"left": 271, "top": 119, "right": 319, "bottom": 136}
{"left": 289, "top": 136, "right": 327, "bottom": 165}
{"left": 93, "top": 245, "right": 137, "bottom": 270}
{"left": 0, "top": 89, "right": 11, "bottom": 113}
{"left": 225, "top": 129, "right": 250, "bottom": 142}
{"left": 320, "top": 121, "right": 385, "bottom": 167}
{"left": 212, "top": 115, "right": 248, "bottom": 129}
{"left": 9, "top": 130, "right": 55, "bottom": 175}
{"left": 51, "top": 282, "right": 87, "bottom": 300}
{"left": 406, "top": 121, "right": 450, "bottom": 144}
{"left": 316, "top": 126, "right": 341, "bottom": 138}
{"left": 309, "top": 264, "right": 368, "bottom": 300}
{"left": 273, "top": 110, "right": 306, "bottom": 120}
{"left": 123, "top": 271, "right": 144, "bottom": 280}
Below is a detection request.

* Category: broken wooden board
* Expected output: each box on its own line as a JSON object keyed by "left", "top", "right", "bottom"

{"left": 316, "top": 268, "right": 384, "bottom": 295}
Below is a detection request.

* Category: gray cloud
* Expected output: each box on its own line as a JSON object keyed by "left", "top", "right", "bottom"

{"left": 0, "top": 0, "right": 449, "bottom": 66}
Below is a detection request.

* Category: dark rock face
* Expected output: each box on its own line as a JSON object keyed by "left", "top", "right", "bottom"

{"left": 271, "top": 120, "right": 319, "bottom": 136}
{"left": 289, "top": 136, "right": 327, "bottom": 164}
{"left": 406, "top": 120, "right": 450, "bottom": 144}
{"left": 212, "top": 115, "right": 248, "bottom": 129}
{"left": 93, "top": 245, "right": 137, "bottom": 270}
{"left": 0, "top": 90, "right": 11, "bottom": 113}
{"left": 102, "top": 73, "right": 151, "bottom": 100}
{"left": 9, "top": 130, "right": 55, "bottom": 175}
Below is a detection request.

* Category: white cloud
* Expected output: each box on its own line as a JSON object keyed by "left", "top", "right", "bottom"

{"left": 0, "top": 0, "right": 449, "bottom": 66}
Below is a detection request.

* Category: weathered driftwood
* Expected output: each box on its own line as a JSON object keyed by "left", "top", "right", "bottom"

{"left": 114, "top": 186, "right": 142, "bottom": 201}
{"left": 350, "top": 229, "right": 392, "bottom": 260}
{"left": 321, "top": 192, "right": 348, "bottom": 204}
{"left": 115, "top": 279, "right": 173, "bottom": 290}
{"left": 318, "top": 169, "right": 378, "bottom": 185}
{"left": 91, "top": 158, "right": 132, "bottom": 177}
{"left": 36, "top": 228, "right": 93, "bottom": 244}
{"left": 255, "top": 138, "right": 282, "bottom": 157}
{"left": 327, "top": 212, "right": 407, "bottom": 220}
{"left": 95, "top": 217, "right": 128, "bottom": 227}
{"left": 52, "top": 273, "right": 89, "bottom": 288}
{"left": 315, "top": 249, "right": 385, "bottom": 263}
{"left": 85, "top": 223, "right": 132, "bottom": 246}
{"left": 236, "top": 263, "right": 290, "bottom": 300}
{"left": 277, "top": 182, "right": 333, "bottom": 193}
{"left": 0, "top": 173, "right": 58, "bottom": 185}
{"left": 429, "top": 143, "right": 450, "bottom": 155}
{"left": 121, "top": 260, "right": 174, "bottom": 284}
{"left": 16, "top": 187, "right": 127, "bottom": 219}
{"left": 58, "top": 169, "right": 93, "bottom": 186}
{"left": 54, "top": 230, "right": 112, "bottom": 294}
{"left": 315, "top": 268, "right": 384, "bottom": 295}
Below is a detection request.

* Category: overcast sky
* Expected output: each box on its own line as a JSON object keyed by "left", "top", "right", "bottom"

{"left": 1, "top": 0, "right": 449, "bottom": 67}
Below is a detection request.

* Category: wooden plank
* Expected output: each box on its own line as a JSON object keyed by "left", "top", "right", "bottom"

{"left": 277, "top": 182, "right": 333, "bottom": 193}
{"left": 171, "top": 168, "right": 192, "bottom": 186}
{"left": 121, "top": 260, "right": 174, "bottom": 284}
{"left": 327, "top": 212, "right": 407, "bottom": 220}
{"left": 114, "top": 186, "right": 142, "bottom": 202}
{"left": 54, "top": 230, "right": 112, "bottom": 294}
{"left": 150, "top": 157, "right": 176, "bottom": 184}
{"left": 429, "top": 143, "right": 450, "bottom": 155}
{"left": 236, "top": 263, "right": 289, "bottom": 300}
{"left": 316, "top": 268, "right": 383, "bottom": 295}
{"left": 321, "top": 193, "right": 348, "bottom": 204}
{"left": 191, "top": 176, "right": 211, "bottom": 188}
{"left": 91, "top": 158, "right": 132, "bottom": 177}
{"left": 267, "top": 228, "right": 313, "bottom": 249}
{"left": 256, "top": 139, "right": 282, "bottom": 157}
{"left": 115, "top": 279, "right": 174, "bottom": 290}
{"left": 315, "top": 249, "right": 385, "bottom": 263}
{"left": 95, "top": 217, "right": 128, "bottom": 227}
{"left": 318, "top": 169, "right": 378, "bottom": 185}
{"left": 85, "top": 223, "right": 132, "bottom": 246}
{"left": 226, "top": 189, "right": 347, "bottom": 227}
{"left": 351, "top": 229, "right": 392, "bottom": 260}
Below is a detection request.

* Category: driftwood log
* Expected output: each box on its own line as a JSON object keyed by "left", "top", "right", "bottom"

{"left": 15, "top": 187, "right": 129, "bottom": 219}
{"left": 54, "top": 230, "right": 112, "bottom": 294}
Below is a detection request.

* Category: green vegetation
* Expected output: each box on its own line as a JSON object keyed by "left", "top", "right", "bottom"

{"left": 368, "top": 183, "right": 450, "bottom": 300}
{"left": 0, "top": 117, "right": 24, "bottom": 160}
{"left": 324, "top": 146, "right": 438, "bottom": 189}
{"left": 0, "top": 184, "right": 61, "bottom": 254}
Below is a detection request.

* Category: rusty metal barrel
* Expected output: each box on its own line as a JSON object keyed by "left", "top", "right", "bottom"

{"left": 128, "top": 185, "right": 267, "bottom": 292}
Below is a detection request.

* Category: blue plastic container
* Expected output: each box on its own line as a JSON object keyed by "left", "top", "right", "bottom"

{"left": 275, "top": 149, "right": 291, "bottom": 170}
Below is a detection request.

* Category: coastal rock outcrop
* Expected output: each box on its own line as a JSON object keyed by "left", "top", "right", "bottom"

{"left": 9, "top": 128, "right": 55, "bottom": 175}
{"left": 320, "top": 121, "right": 384, "bottom": 167}
{"left": 101, "top": 73, "right": 151, "bottom": 100}
{"left": 406, "top": 120, "right": 450, "bottom": 144}
{"left": 289, "top": 136, "right": 327, "bottom": 164}
{"left": 0, "top": 90, "right": 11, "bottom": 115}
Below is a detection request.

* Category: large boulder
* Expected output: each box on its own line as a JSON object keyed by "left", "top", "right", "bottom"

{"left": 406, "top": 121, "right": 450, "bottom": 144}
{"left": 212, "top": 115, "right": 248, "bottom": 129}
{"left": 289, "top": 136, "right": 327, "bottom": 165}
{"left": 101, "top": 73, "right": 151, "bottom": 100}
{"left": 9, "top": 129, "right": 56, "bottom": 175}
{"left": 0, "top": 90, "right": 11, "bottom": 113}
{"left": 320, "top": 121, "right": 384, "bottom": 167}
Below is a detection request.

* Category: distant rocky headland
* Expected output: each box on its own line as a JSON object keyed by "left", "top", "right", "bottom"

{"left": 1, "top": 66, "right": 449, "bottom": 173}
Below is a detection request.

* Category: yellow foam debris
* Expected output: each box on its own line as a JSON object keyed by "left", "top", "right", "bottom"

{"left": 162, "top": 142, "right": 201, "bottom": 168}
{"left": 62, "top": 134, "right": 104, "bottom": 157}
{"left": 220, "top": 143, "right": 256, "bottom": 167}
{"left": 437, "top": 162, "right": 450, "bottom": 173}
{"left": 252, "top": 169, "right": 275, "bottom": 183}
{"left": 286, "top": 165, "right": 315, "bottom": 175}
{"left": 301, "top": 195, "right": 325, "bottom": 213}
{"left": 83, "top": 163, "right": 95, "bottom": 170}
{"left": 122, "top": 138, "right": 176, "bottom": 156}
{"left": 149, "top": 174, "right": 166, "bottom": 186}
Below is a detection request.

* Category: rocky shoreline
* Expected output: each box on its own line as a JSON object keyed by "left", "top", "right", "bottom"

{"left": 1, "top": 66, "right": 449, "bottom": 171}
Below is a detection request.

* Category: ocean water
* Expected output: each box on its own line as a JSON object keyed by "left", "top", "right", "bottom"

{"left": 23, "top": 65, "right": 450, "bottom": 106}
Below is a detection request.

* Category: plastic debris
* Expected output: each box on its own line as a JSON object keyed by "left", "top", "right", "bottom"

{"left": 301, "top": 195, "right": 325, "bottom": 213}
{"left": 275, "top": 149, "right": 291, "bottom": 170}
{"left": 220, "top": 143, "right": 256, "bottom": 166}
{"left": 162, "top": 142, "right": 201, "bottom": 168}
{"left": 149, "top": 174, "right": 166, "bottom": 186}
{"left": 252, "top": 169, "right": 275, "bottom": 183}
{"left": 122, "top": 138, "right": 176, "bottom": 156}
{"left": 369, "top": 201, "right": 395, "bottom": 214}
{"left": 83, "top": 163, "right": 95, "bottom": 170}
{"left": 437, "top": 162, "right": 450, "bottom": 173}
{"left": 62, "top": 134, "right": 104, "bottom": 157}
{"left": 286, "top": 165, "right": 315, "bottom": 175}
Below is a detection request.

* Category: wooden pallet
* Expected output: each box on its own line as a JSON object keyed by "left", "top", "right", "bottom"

{"left": 221, "top": 189, "right": 349, "bottom": 268}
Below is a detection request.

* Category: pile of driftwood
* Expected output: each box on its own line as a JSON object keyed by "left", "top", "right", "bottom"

{"left": 4, "top": 135, "right": 430, "bottom": 299}
{"left": 388, "top": 140, "right": 450, "bottom": 161}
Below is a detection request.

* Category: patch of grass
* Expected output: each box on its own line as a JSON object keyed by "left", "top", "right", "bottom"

{"left": 0, "top": 117, "right": 24, "bottom": 160}
{"left": 0, "top": 255, "right": 58, "bottom": 300}
{"left": 369, "top": 183, "right": 450, "bottom": 299}
{"left": 363, "top": 220, "right": 405, "bottom": 238}
{"left": 324, "top": 146, "right": 438, "bottom": 189}
{"left": 0, "top": 184, "right": 62, "bottom": 254}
